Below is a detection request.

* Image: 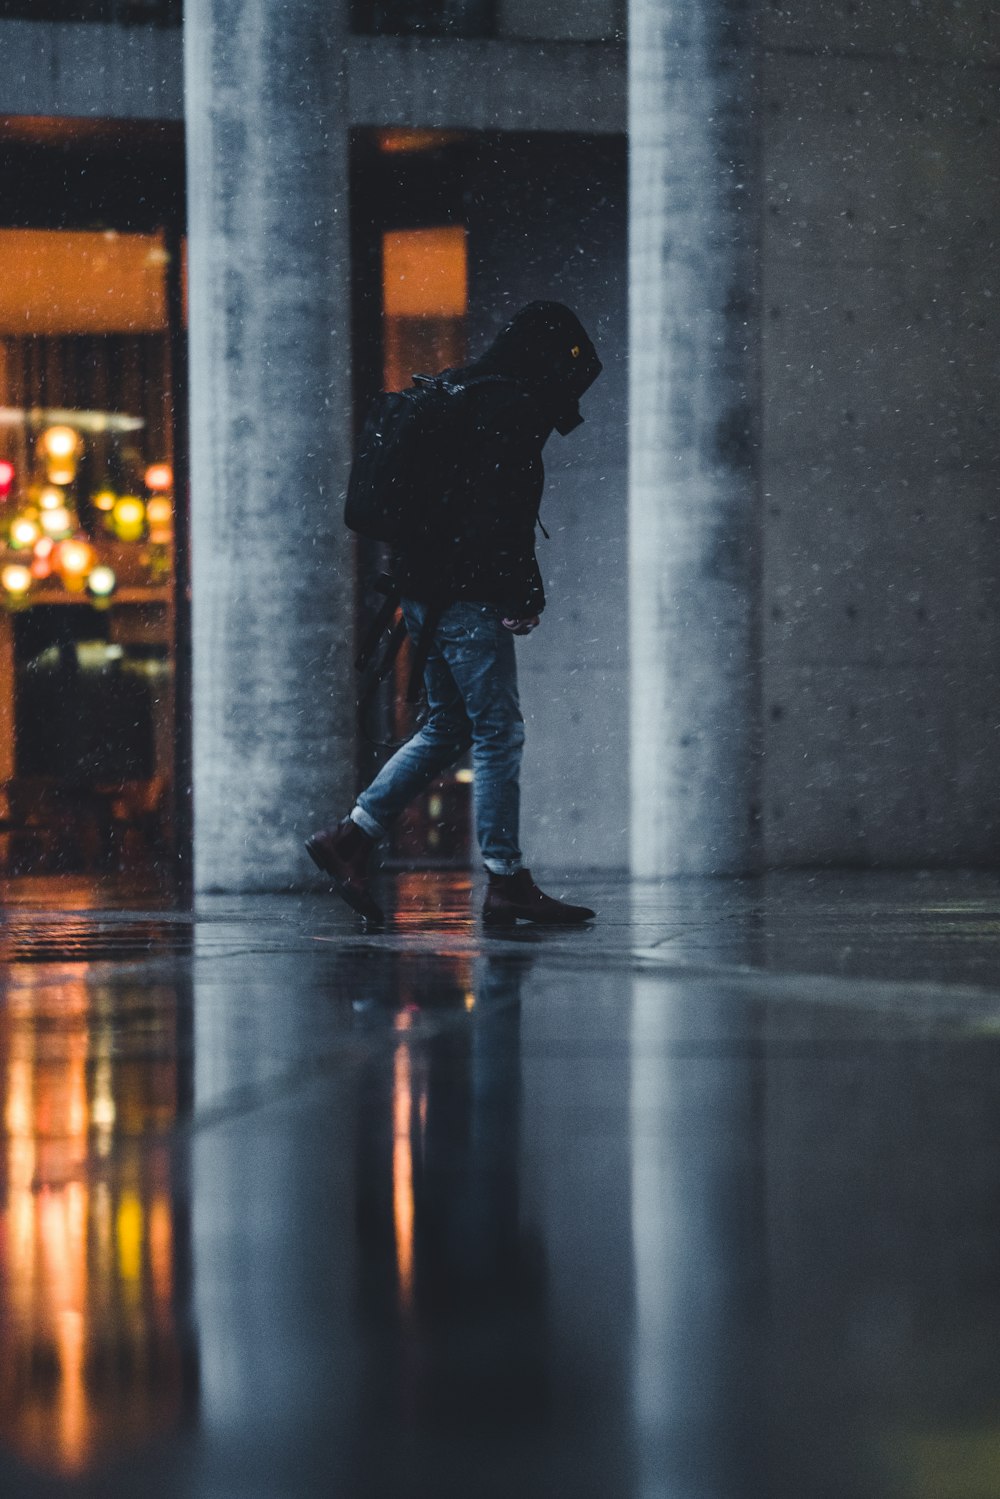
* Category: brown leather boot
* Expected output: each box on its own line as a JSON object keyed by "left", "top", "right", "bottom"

{"left": 482, "top": 868, "right": 595, "bottom": 927}
{"left": 305, "top": 818, "right": 385, "bottom": 924}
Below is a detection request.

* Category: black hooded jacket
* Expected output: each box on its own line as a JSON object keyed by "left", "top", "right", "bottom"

{"left": 391, "top": 302, "right": 602, "bottom": 619}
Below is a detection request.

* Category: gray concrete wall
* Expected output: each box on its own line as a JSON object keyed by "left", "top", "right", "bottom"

{"left": 185, "top": 0, "right": 355, "bottom": 891}
{"left": 345, "top": 38, "right": 624, "bottom": 132}
{"left": 0, "top": 19, "right": 182, "bottom": 117}
{"left": 497, "top": 0, "right": 623, "bottom": 42}
{"left": 465, "top": 135, "right": 629, "bottom": 871}
{"left": 760, "top": 4, "right": 1000, "bottom": 866}
{"left": 0, "top": 23, "right": 624, "bottom": 132}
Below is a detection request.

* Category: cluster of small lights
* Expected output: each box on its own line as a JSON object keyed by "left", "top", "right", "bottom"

{"left": 1, "top": 428, "right": 173, "bottom": 608}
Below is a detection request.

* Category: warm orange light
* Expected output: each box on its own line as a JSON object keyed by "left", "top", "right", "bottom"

{"left": 1, "top": 563, "right": 32, "bottom": 595}
{"left": 112, "top": 496, "right": 145, "bottom": 541}
{"left": 39, "top": 485, "right": 64, "bottom": 511}
{"left": 40, "top": 506, "right": 73, "bottom": 539}
{"left": 9, "top": 515, "right": 40, "bottom": 549}
{"left": 144, "top": 463, "right": 173, "bottom": 492}
{"left": 92, "top": 489, "right": 116, "bottom": 512}
{"left": 382, "top": 226, "right": 468, "bottom": 318}
{"left": 55, "top": 539, "right": 94, "bottom": 579}
{"left": 40, "top": 425, "right": 80, "bottom": 462}
{"left": 0, "top": 229, "right": 167, "bottom": 335}
{"left": 377, "top": 128, "right": 463, "bottom": 155}
{"left": 34, "top": 536, "right": 54, "bottom": 558}
{"left": 145, "top": 496, "right": 172, "bottom": 528}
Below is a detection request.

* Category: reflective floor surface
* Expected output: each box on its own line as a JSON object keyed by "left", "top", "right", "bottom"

{"left": 2, "top": 869, "right": 1000, "bottom": 1497}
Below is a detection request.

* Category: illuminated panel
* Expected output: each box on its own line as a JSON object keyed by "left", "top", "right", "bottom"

{"left": 0, "top": 230, "right": 167, "bottom": 335}
{"left": 382, "top": 226, "right": 468, "bottom": 319}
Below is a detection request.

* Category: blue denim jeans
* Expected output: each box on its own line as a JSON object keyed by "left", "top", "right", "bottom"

{"left": 352, "top": 600, "right": 525, "bottom": 875}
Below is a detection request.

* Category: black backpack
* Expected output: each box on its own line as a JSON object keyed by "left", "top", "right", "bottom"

{"left": 344, "top": 373, "right": 471, "bottom": 547}
{"left": 347, "top": 371, "right": 507, "bottom": 723}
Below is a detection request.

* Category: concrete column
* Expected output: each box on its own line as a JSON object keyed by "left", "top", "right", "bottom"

{"left": 629, "top": 0, "right": 761, "bottom": 876}
{"left": 185, "top": 0, "right": 354, "bottom": 891}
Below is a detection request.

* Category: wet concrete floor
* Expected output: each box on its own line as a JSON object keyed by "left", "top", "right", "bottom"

{"left": 1, "top": 869, "right": 1000, "bottom": 1497}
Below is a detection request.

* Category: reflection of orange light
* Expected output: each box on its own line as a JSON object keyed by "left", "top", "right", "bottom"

{"left": 382, "top": 226, "right": 468, "bottom": 318}
{"left": 149, "top": 1196, "right": 173, "bottom": 1309}
{"left": 117, "top": 1192, "right": 143, "bottom": 1285}
{"left": 392, "top": 1044, "right": 415, "bottom": 1315}
{"left": 0, "top": 969, "right": 184, "bottom": 1476}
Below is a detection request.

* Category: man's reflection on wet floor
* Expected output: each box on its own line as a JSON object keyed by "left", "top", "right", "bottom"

{"left": 0, "top": 965, "right": 197, "bottom": 1477}
{"left": 348, "top": 951, "right": 552, "bottom": 1466}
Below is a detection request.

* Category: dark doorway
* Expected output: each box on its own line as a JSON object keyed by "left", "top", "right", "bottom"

{"left": 0, "top": 118, "right": 189, "bottom": 901}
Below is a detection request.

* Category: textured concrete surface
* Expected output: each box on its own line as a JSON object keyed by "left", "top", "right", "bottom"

{"left": 759, "top": 8, "right": 1000, "bottom": 865}
{"left": 628, "top": 0, "right": 761, "bottom": 877}
{"left": 0, "top": 23, "right": 626, "bottom": 132}
{"left": 0, "top": 19, "right": 182, "bottom": 118}
{"left": 497, "top": 0, "right": 623, "bottom": 42}
{"left": 1, "top": 871, "right": 1000, "bottom": 1497}
{"left": 346, "top": 37, "right": 625, "bottom": 132}
{"left": 184, "top": 0, "right": 356, "bottom": 890}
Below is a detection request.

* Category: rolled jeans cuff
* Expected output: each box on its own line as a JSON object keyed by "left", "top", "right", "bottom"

{"left": 351, "top": 803, "right": 387, "bottom": 842}
{"left": 484, "top": 856, "right": 525, "bottom": 877}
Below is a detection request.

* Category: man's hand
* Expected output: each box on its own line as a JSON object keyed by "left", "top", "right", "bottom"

{"left": 502, "top": 615, "right": 541, "bottom": 635}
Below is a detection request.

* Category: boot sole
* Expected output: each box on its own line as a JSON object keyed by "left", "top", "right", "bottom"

{"left": 482, "top": 907, "right": 595, "bottom": 927}
{"left": 305, "top": 838, "right": 385, "bottom": 925}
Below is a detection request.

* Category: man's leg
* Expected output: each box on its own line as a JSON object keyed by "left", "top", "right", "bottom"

{"left": 306, "top": 600, "right": 470, "bottom": 918}
{"left": 421, "top": 603, "right": 525, "bottom": 873}
{"left": 433, "top": 603, "right": 595, "bottom": 925}
{"left": 351, "top": 601, "right": 473, "bottom": 840}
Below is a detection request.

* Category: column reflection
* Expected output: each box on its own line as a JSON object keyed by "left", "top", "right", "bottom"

{"left": 629, "top": 974, "right": 765, "bottom": 1498}
{"left": 0, "top": 963, "right": 196, "bottom": 1477}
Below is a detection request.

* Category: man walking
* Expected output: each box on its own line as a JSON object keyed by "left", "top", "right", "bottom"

{"left": 307, "top": 301, "right": 601, "bottom": 926}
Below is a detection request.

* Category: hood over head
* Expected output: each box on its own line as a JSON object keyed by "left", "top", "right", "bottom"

{"left": 470, "top": 301, "right": 602, "bottom": 434}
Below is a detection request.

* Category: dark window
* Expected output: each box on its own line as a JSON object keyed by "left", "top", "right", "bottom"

{"left": 0, "top": 0, "right": 180, "bottom": 23}
{"left": 352, "top": 0, "right": 496, "bottom": 38}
